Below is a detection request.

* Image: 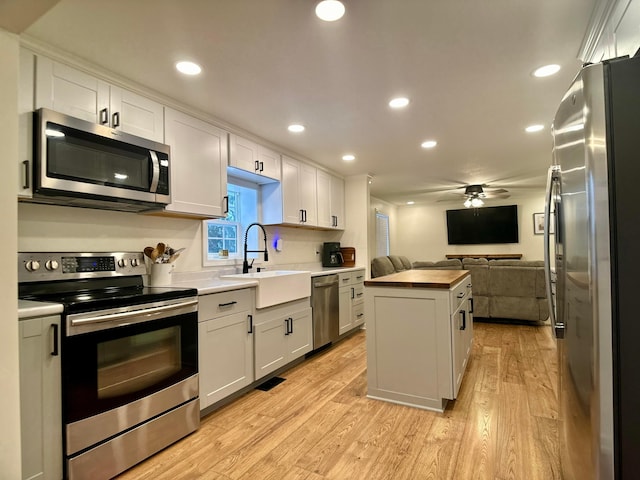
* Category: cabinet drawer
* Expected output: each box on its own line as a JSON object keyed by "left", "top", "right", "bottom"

{"left": 353, "top": 303, "right": 365, "bottom": 326}
{"left": 352, "top": 284, "right": 365, "bottom": 305}
{"left": 352, "top": 269, "right": 366, "bottom": 284}
{"left": 199, "top": 289, "right": 253, "bottom": 321}
{"left": 450, "top": 277, "right": 470, "bottom": 311}
{"left": 339, "top": 272, "right": 353, "bottom": 286}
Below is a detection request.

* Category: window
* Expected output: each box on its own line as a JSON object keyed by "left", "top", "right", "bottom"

{"left": 375, "top": 212, "right": 390, "bottom": 257}
{"left": 203, "top": 178, "right": 259, "bottom": 264}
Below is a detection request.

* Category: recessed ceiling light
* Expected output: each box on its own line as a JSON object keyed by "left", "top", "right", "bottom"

{"left": 525, "top": 124, "right": 544, "bottom": 133}
{"left": 406, "top": 201, "right": 415, "bottom": 205}
{"left": 175, "top": 61, "right": 202, "bottom": 75}
{"left": 389, "top": 97, "right": 410, "bottom": 109}
{"left": 533, "top": 64, "right": 560, "bottom": 77}
{"left": 288, "top": 124, "right": 305, "bottom": 133}
{"left": 421, "top": 140, "right": 437, "bottom": 149}
{"left": 315, "top": 0, "right": 345, "bottom": 21}
{"left": 342, "top": 154, "right": 355, "bottom": 161}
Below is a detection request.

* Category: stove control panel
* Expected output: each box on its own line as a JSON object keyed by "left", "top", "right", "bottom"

{"left": 18, "top": 252, "right": 147, "bottom": 282}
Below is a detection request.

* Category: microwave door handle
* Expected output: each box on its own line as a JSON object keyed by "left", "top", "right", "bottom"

{"left": 149, "top": 150, "right": 160, "bottom": 193}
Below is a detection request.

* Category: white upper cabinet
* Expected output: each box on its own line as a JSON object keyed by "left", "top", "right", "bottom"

{"left": 316, "top": 170, "right": 345, "bottom": 230}
{"left": 35, "top": 56, "right": 164, "bottom": 142}
{"left": 18, "top": 48, "right": 35, "bottom": 198}
{"left": 263, "top": 155, "right": 317, "bottom": 226}
{"left": 228, "top": 134, "right": 281, "bottom": 182}
{"left": 164, "top": 108, "right": 228, "bottom": 218}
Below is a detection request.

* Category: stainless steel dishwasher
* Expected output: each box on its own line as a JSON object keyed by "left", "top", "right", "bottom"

{"left": 311, "top": 274, "right": 339, "bottom": 349}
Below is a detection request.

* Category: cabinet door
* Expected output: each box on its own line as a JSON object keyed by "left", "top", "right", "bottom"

{"left": 338, "top": 286, "right": 353, "bottom": 335}
{"left": 330, "top": 175, "right": 345, "bottom": 229}
{"left": 286, "top": 308, "right": 313, "bottom": 360}
{"left": 19, "top": 316, "right": 62, "bottom": 480}
{"left": 299, "top": 163, "right": 318, "bottom": 226}
{"left": 198, "top": 312, "right": 253, "bottom": 409}
{"left": 19, "top": 48, "right": 35, "bottom": 198}
{"left": 109, "top": 87, "right": 164, "bottom": 142}
{"left": 451, "top": 306, "right": 468, "bottom": 398}
{"left": 316, "top": 170, "right": 333, "bottom": 228}
{"left": 281, "top": 156, "right": 303, "bottom": 224}
{"left": 164, "top": 108, "right": 228, "bottom": 217}
{"left": 35, "top": 56, "right": 109, "bottom": 124}
{"left": 254, "top": 317, "right": 288, "bottom": 380}
{"left": 257, "top": 146, "right": 281, "bottom": 181}
{"left": 228, "top": 134, "right": 258, "bottom": 172}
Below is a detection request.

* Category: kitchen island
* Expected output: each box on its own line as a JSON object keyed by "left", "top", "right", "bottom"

{"left": 364, "top": 269, "right": 473, "bottom": 412}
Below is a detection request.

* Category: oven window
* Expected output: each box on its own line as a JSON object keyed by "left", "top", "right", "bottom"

{"left": 97, "top": 326, "right": 181, "bottom": 399}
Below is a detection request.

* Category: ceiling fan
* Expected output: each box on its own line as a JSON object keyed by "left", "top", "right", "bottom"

{"left": 432, "top": 184, "right": 510, "bottom": 207}
{"left": 461, "top": 184, "right": 510, "bottom": 207}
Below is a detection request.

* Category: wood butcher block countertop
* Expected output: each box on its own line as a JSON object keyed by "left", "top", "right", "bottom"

{"left": 364, "top": 269, "right": 470, "bottom": 289}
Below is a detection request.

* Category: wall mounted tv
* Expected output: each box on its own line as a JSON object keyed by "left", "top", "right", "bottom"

{"left": 446, "top": 205, "right": 519, "bottom": 245}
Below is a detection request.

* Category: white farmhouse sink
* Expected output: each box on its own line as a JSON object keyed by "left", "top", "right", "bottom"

{"left": 222, "top": 270, "right": 311, "bottom": 308}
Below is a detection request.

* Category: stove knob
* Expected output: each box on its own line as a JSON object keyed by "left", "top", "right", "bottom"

{"left": 45, "top": 260, "right": 59, "bottom": 271}
{"left": 130, "top": 258, "right": 140, "bottom": 267}
{"left": 117, "top": 259, "right": 127, "bottom": 268}
{"left": 25, "top": 260, "right": 41, "bottom": 272}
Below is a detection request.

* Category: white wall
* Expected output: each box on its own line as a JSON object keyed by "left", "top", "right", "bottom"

{"left": 0, "top": 28, "right": 22, "bottom": 479}
{"left": 18, "top": 203, "right": 343, "bottom": 273}
{"left": 341, "top": 174, "right": 371, "bottom": 275}
{"left": 394, "top": 193, "right": 547, "bottom": 262}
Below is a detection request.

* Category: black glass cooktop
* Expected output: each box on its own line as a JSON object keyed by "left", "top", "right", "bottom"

{"left": 19, "top": 276, "right": 197, "bottom": 314}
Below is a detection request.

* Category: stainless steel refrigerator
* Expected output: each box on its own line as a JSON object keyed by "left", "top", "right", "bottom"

{"left": 544, "top": 54, "right": 640, "bottom": 480}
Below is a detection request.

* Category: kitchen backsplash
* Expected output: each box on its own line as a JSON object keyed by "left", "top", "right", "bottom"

{"left": 18, "top": 203, "right": 343, "bottom": 274}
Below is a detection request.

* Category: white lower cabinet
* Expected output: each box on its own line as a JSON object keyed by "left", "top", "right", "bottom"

{"left": 19, "top": 315, "right": 62, "bottom": 480}
{"left": 451, "top": 280, "right": 473, "bottom": 398}
{"left": 253, "top": 299, "right": 313, "bottom": 380}
{"left": 338, "top": 269, "right": 366, "bottom": 335}
{"left": 198, "top": 289, "right": 254, "bottom": 410}
{"left": 365, "top": 274, "right": 473, "bottom": 412}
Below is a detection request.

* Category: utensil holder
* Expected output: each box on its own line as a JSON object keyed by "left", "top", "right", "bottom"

{"left": 149, "top": 263, "right": 174, "bottom": 286}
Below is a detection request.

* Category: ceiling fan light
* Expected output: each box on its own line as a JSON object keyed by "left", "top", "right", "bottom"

{"left": 471, "top": 197, "right": 484, "bottom": 207}
{"left": 315, "top": 1, "right": 345, "bottom": 21}
{"left": 464, "top": 198, "right": 472, "bottom": 208}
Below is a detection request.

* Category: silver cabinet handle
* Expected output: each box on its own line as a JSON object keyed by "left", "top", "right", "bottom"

{"left": 99, "top": 108, "right": 109, "bottom": 124}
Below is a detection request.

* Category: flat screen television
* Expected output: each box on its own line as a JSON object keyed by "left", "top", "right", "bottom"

{"left": 446, "top": 205, "right": 519, "bottom": 245}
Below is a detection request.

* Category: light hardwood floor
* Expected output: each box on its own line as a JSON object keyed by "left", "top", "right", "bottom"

{"left": 117, "top": 320, "right": 560, "bottom": 480}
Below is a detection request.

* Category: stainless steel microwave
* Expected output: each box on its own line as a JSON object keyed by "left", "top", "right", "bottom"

{"left": 31, "top": 108, "right": 171, "bottom": 212}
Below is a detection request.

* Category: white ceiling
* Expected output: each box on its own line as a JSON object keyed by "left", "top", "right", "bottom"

{"left": 21, "top": 0, "right": 596, "bottom": 205}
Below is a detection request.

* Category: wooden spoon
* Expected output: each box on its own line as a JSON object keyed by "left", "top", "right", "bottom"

{"left": 144, "top": 246, "right": 155, "bottom": 259}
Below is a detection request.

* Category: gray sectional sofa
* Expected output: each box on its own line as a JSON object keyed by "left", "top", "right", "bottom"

{"left": 370, "top": 255, "right": 548, "bottom": 322}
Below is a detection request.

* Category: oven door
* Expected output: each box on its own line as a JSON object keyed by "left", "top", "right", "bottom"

{"left": 63, "top": 298, "right": 198, "bottom": 456}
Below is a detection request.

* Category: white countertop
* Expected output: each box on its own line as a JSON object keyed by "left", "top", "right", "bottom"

{"left": 166, "top": 266, "right": 366, "bottom": 294}
{"left": 310, "top": 266, "right": 366, "bottom": 277}
{"left": 167, "top": 277, "right": 258, "bottom": 295}
{"left": 18, "top": 299, "right": 64, "bottom": 319}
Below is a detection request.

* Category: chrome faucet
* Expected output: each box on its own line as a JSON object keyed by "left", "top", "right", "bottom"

{"left": 243, "top": 222, "right": 269, "bottom": 273}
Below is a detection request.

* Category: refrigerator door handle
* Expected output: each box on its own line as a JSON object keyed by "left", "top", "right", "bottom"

{"left": 544, "top": 165, "right": 564, "bottom": 338}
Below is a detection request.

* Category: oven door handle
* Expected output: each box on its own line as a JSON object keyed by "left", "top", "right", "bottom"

{"left": 68, "top": 298, "right": 198, "bottom": 332}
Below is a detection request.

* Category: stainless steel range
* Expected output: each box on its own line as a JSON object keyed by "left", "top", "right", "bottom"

{"left": 18, "top": 252, "right": 199, "bottom": 480}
